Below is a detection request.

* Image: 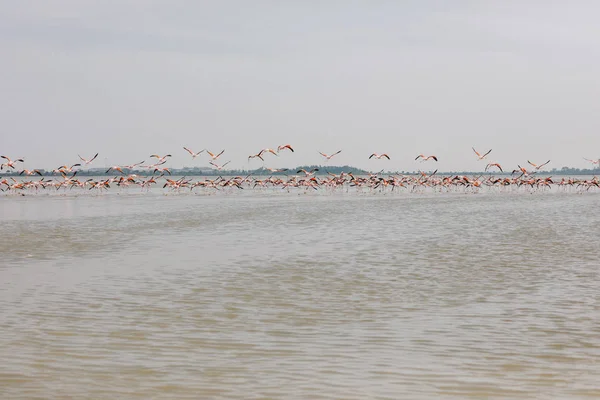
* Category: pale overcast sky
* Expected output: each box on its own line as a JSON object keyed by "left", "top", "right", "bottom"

{"left": 1, "top": 1, "right": 599, "bottom": 172}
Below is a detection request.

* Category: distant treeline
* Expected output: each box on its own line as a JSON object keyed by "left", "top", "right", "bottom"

{"left": 1, "top": 165, "right": 369, "bottom": 177}
{"left": 443, "top": 167, "right": 600, "bottom": 176}
{"left": 2, "top": 165, "right": 599, "bottom": 177}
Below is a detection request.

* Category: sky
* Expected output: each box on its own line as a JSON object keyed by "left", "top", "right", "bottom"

{"left": 1, "top": 1, "right": 600, "bottom": 172}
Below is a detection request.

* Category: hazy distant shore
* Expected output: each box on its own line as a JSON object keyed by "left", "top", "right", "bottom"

{"left": 2, "top": 165, "right": 598, "bottom": 177}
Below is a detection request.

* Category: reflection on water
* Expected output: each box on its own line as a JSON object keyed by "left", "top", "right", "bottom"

{"left": 1, "top": 192, "right": 599, "bottom": 399}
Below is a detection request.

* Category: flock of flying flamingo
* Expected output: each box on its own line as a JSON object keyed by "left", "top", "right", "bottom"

{"left": 1, "top": 146, "right": 599, "bottom": 194}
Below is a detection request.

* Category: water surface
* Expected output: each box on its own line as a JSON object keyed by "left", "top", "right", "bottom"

{"left": 1, "top": 191, "right": 599, "bottom": 399}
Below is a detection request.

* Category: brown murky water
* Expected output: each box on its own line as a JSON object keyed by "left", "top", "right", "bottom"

{"left": 1, "top": 191, "right": 599, "bottom": 399}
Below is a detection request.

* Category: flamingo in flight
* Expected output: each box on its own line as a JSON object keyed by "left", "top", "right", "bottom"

{"left": 78, "top": 153, "right": 98, "bottom": 165}
{"left": 277, "top": 144, "right": 294, "bottom": 153}
{"left": 264, "top": 167, "right": 288, "bottom": 173}
{"left": 106, "top": 165, "right": 125, "bottom": 174}
{"left": 248, "top": 153, "right": 264, "bottom": 161}
{"left": 415, "top": 154, "right": 438, "bottom": 162}
{"left": 259, "top": 149, "right": 278, "bottom": 158}
{"left": 19, "top": 169, "right": 43, "bottom": 176}
{"left": 56, "top": 163, "right": 81, "bottom": 174}
{"left": 150, "top": 154, "right": 172, "bottom": 163}
{"left": 485, "top": 163, "right": 503, "bottom": 172}
{"left": 207, "top": 150, "right": 225, "bottom": 160}
{"left": 297, "top": 168, "right": 319, "bottom": 176}
{"left": 472, "top": 147, "right": 492, "bottom": 160}
{"left": 319, "top": 150, "right": 342, "bottom": 161}
{"left": 369, "top": 153, "right": 390, "bottom": 160}
{"left": 183, "top": 147, "right": 205, "bottom": 159}
{"left": 0, "top": 156, "right": 24, "bottom": 170}
{"left": 124, "top": 161, "right": 145, "bottom": 169}
{"left": 210, "top": 160, "right": 231, "bottom": 171}
{"left": 527, "top": 160, "right": 551, "bottom": 170}
{"left": 512, "top": 165, "right": 532, "bottom": 177}
{"left": 153, "top": 166, "right": 171, "bottom": 175}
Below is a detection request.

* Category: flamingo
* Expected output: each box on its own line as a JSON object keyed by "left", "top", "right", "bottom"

{"left": 183, "top": 147, "right": 205, "bottom": 159}
{"left": 297, "top": 168, "right": 319, "bottom": 176}
{"left": 0, "top": 156, "right": 24, "bottom": 170}
{"left": 19, "top": 169, "right": 43, "bottom": 176}
{"left": 485, "top": 163, "right": 503, "bottom": 172}
{"left": 78, "top": 153, "right": 99, "bottom": 165}
{"left": 264, "top": 167, "right": 288, "bottom": 173}
{"left": 248, "top": 153, "right": 264, "bottom": 162}
{"left": 150, "top": 154, "right": 172, "bottom": 163}
{"left": 153, "top": 167, "right": 171, "bottom": 175}
{"left": 277, "top": 144, "right": 294, "bottom": 153}
{"left": 472, "top": 147, "right": 492, "bottom": 160}
{"left": 106, "top": 165, "right": 125, "bottom": 174}
{"left": 56, "top": 163, "right": 81, "bottom": 174}
{"left": 415, "top": 154, "right": 438, "bottom": 162}
{"left": 512, "top": 165, "right": 532, "bottom": 177}
{"left": 369, "top": 153, "right": 390, "bottom": 160}
{"left": 143, "top": 161, "right": 165, "bottom": 170}
{"left": 123, "top": 161, "right": 145, "bottom": 169}
{"left": 527, "top": 160, "right": 551, "bottom": 170}
{"left": 207, "top": 150, "right": 225, "bottom": 160}
{"left": 319, "top": 150, "right": 342, "bottom": 161}
{"left": 258, "top": 149, "right": 278, "bottom": 158}
{"left": 209, "top": 160, "right": 231, "bottom": 171}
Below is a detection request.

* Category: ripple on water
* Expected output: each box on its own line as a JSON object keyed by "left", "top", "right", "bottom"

{"left": 1, "top": 192, "right": 600, "bottom": 399}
